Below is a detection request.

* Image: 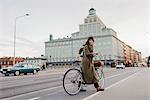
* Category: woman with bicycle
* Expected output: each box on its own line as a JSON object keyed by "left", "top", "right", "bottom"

{"left": 81, "top": 36, "right": 104, "bottom": 92}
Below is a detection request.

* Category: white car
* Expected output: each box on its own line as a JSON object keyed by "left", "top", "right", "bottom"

{"left": 116, "top": 63, "right": 125, "bottom": 69}
{"left": 137, "top": 63, "right": 147, "bottom": 67}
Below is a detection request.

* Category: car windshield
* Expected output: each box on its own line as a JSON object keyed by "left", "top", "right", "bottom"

{"left": 13, "top": 63, "right": 27, "bottom": 67}
{"left": 13, "top": 66, "right": 21, "bottom": 68}
{"left": 13, "top": 64, "right": 24, "bottom": 68}
{"left": 13, "top": 63, "right": 36, "bottom": 68}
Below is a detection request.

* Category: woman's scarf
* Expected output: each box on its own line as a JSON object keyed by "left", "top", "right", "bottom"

{"left": 88, "top": 45, "right": 93, "bottom": 52}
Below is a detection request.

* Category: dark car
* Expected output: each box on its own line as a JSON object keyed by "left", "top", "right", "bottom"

{"left": 0, "top": 63, "right": 40, "bottom": 76}
{"left": 111, "top": 62, "right": 116, "bottom": 68}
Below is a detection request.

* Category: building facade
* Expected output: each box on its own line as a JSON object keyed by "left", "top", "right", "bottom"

{"left": 45, "top": 8, "right": 140, "bottom": 65}
{"left": 24, "top": 56, "right": 47, "bottom": 67}
{"left": 0, "top": 57, "right": 24, "bottom": 68}
{"left": 123, "top": 43, "right": 142, "bottom": 66}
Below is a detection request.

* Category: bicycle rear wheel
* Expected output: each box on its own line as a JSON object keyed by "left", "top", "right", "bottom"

{"left": 96, "top": 67, "right": 105, "bottom": 88}
{"left": 63, "top": 68, "right": 83, "bottom": 95}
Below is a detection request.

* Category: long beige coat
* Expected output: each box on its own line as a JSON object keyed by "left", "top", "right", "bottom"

{"left": 81, "top": 45, "right": 99, "bottom": 84}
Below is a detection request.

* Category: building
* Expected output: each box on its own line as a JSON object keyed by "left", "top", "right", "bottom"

{"left": 0, "top": 57, "right": 24, "bottom": 68}
{"left": 123, "top": 44, "right": 131, "bottom": 64}
{"left": 132, "top": 50, "right": 142, "bottom": 64}
{"left": 24, "top": 56, "right": 47, "bottom": 67}
{"left": 123, "top": 43, "right": 142, "bottom": 66}
{"left": 45, "top": 8, "right": 140, "bottom": 66}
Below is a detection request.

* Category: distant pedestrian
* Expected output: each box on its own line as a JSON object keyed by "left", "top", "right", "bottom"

{"left": 148, "top": 56, "right": 150, "bottom": 67}
{"left": 41, "top": 64, "right": 45, "bottom": 70}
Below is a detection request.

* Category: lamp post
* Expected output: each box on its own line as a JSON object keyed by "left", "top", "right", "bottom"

{"left": 13, "top": 14, "right": 29, "bottom": 65}
{"left": 71, "top": 38, "right": 73, "bottom": 61}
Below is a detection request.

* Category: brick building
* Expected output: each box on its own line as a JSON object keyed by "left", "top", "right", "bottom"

{"left": 0, "top": 57, "right": 24, "bottom": 68}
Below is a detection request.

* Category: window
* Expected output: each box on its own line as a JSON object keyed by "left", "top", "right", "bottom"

{"left": 85, "top": 19, "right": 88, "bottom": 23}
{"left": 90, "top": 18, "right": 92, "bottom": 23}
{"left": 66, "top": 41, "right": 69, "bottom": 45}
{"left": 94, "top": 18, "right": 97, "bottom": 22}
{"left": 107, "top": 42, "right": 110, "bottom": 45}
{"left": 51, "top": 43, "right": 54, "bottom": 47}
{"left": 54, "top": 43, "right": 57, "bottom": 46}
{"left": 103, "top": 42, "right": 106, "bottom": 45}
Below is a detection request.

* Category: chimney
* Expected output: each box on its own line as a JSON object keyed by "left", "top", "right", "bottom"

{"left": 49, "top": 34, "right": 53, "bottom": 41}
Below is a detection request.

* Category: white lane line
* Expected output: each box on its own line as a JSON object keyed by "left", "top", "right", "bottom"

{"left": 3, "top": 86, "right": 62, "bottom": 100}
{"left": 83, "top": 70, "right": 142, "bottom": 100}
{"left": 28, "top": 97, "right": 41, "bottom": 100}
{"left": 105, "top": 70, "right": 137, "bottom": 79}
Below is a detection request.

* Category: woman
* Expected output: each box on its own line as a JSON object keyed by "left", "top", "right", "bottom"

{"left": 81, "top": 36, "right": 104, "bottom": 92}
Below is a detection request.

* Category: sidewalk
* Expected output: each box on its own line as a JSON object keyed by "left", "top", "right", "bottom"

{"left": 85, "top": 68, "right": 150, "bottom": 100}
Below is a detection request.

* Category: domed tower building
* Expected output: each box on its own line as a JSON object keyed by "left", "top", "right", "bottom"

{"left": 45, "top": 8, "right": 137, "bottom": 66}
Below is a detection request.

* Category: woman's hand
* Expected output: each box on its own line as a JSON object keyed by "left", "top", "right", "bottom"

{"left": 93, "top": 52, "right": 98, "bottom": 56}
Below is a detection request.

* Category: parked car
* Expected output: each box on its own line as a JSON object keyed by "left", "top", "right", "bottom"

{"left": 116, "top": 63, "right": 125, "bottom": 69}
{"left": 0, "top": 63, "right": 40, "bottom": 76}
{"left": 137, "top": 63, "right": 147, "bottom": 67}
{"left": 111, "top": 62, "right": 116, "bottom": 68}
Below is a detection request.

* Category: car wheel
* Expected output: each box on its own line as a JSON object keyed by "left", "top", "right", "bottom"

{"left": 4, "top": 73, "right": 9, "bottom": 76}
{"left": 15, "top": 71, "right": 20, "bottom": 76}
{"left": 33, "top": 70, "right": 37, "bottom": 74}
{"left": 24, "top": 73, "right": 27, "bottom": 75}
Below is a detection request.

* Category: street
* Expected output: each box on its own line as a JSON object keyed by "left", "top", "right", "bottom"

{"left": 0, "top": 67, "right": 149, "bottom": 100}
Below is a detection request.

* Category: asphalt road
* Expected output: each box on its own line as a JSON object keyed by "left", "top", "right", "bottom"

{"left": 0, "top": 67, "right": 149, "bottom": 100}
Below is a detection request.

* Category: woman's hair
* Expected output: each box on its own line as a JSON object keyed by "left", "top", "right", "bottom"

{"left": 79, "top": 47, "right": 83, "bottom": 54}
{"left": 85, "top": 36, "right": 94, "bottom": 45}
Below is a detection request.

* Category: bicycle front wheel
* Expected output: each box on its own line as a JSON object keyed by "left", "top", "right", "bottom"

{"left": 96, "top": 68, "right": 105, "bottom": 88}
{"left": 63, "top": 68, "right": 83, "bottom": 95}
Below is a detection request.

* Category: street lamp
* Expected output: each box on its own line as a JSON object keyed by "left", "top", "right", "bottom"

{"left": 71, "top": 38, "right": 73, "bottom": 61}
{"left": 13, "top": 14, "right": 29, "bottom": 65}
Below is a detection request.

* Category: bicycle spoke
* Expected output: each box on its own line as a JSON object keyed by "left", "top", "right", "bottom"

{"left": 63, "top": 69, "right": 83, "bottom": 95}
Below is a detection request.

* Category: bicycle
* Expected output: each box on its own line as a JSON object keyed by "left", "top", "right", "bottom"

{"left": 63, "top": 60, "right": 105, "bottom": 95}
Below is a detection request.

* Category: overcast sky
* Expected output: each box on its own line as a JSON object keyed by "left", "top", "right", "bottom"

{"left": 0, "top": 0, "right": 149, "bottom": 58}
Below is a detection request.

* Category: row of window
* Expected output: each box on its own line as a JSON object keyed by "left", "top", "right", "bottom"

{"left": 46, "top": 39, "right": 112, "bottom": 47}
{"left": 46, "top": 42, "right": 71, "bottom": 47}
{"left": 47, "top": 55, "right": 124, "bottom": 62}
{"left": 84, "top": 17, "right": 97, "bottom": 23}
{"left": 80, "top": 24, "right": 101, "bottom": 31}
{"left": 0, "top": 61, "right": 12, "bottom": 65}
{"left": 25, "top": 60, "right": 40, "bottom": 63}
{"left": 0, "top": 61, "right": 20, "bottom": 65}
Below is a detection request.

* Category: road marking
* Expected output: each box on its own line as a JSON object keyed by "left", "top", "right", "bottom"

{"left": 28, "top": 97, "right": 41, "bottom": 100}
{"left": 83, "top": 70, "right": 142, "bottom": 100}
{"left": 2, "top": 86, "right": 62, "bottom": 100}
{"left": 105, "top": 70, "right": 137, "bottom": 79}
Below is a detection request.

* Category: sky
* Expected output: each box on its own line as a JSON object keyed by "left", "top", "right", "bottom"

{"left": 0, "top": 0, "right": 149, "bottom": 58}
